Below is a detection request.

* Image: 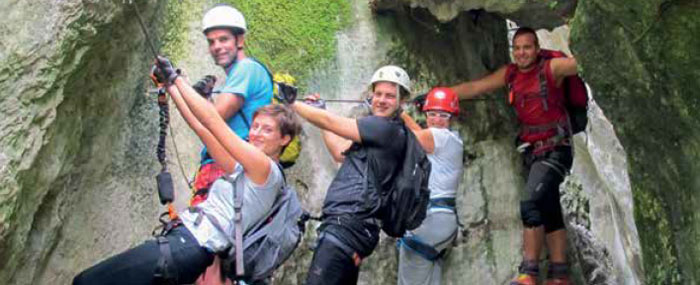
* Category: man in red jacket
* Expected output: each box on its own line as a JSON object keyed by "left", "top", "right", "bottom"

{"left": 451, "top": 27, "right": 579, "bottom": 285}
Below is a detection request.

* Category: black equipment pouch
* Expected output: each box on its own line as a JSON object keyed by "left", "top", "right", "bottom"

{"left": 157, "top": 171, "right": 174, "bottom": 205}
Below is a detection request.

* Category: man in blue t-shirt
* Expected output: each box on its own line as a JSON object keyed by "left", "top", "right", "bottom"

{"left": 150, "top": 4, "right": 273, "bottom": 285}
{"left": 190, "top": 4, "right": 273, "bottom": 206}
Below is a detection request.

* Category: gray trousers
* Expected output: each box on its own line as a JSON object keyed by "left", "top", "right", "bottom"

{"left": 398, "top": 209, "right": 458, "bottom": 285}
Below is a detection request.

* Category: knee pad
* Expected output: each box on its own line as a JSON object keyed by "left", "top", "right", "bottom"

{"left": 523, "top": 161, "right": 567, "bottom": 230}
{"left": 520, "top": 200, "right": 543, "bottom": 228}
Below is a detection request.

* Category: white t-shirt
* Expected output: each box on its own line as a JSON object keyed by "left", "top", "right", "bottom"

{"left": 180, "top": 161, "right": 283, "bottom": 252}
{"left": 427, "top": 128, "right": 463, "bottom": 199}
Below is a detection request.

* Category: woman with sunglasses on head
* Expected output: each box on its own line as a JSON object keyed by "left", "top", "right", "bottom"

{"left": 73, "top": 57, "right": 301, "bottom": 285}
{"left": 397, "top": 87, "right": 464, "bottom": 285}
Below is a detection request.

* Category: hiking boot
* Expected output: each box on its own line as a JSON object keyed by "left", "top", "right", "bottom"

{"left": 545, "top": 277, "right": 570, "bottom": 285}
{"left": 510, "top": 273, "right": 537, "bottom": 285}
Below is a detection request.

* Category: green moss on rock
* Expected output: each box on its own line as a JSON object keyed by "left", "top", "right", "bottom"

{"left": 571, "top": 0, "right": 700, "bottom": 283}
{"left": 161, "top": 0, "right": 201, "bottom": 62}
{"left": 163, "top": 0, "right": 350, "bottom": 83}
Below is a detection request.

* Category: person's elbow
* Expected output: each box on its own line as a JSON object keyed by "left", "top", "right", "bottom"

{"left": 330, "top": 151, "right": 345, "bottom": 163}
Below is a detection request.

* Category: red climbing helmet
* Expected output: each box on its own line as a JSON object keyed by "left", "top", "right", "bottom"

{"left": 422, "top": 87, "right": 459, "bottom": 115}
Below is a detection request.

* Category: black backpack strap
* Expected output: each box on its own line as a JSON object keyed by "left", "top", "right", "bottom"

{"left": 248, "top": 57, "right": 274, "bottom": 85}
{"left": 153, "top": 236, "right": 178, "bottom": 285}
{"left": 537, "top": 59, "right": 549, "bottom": 111}
{"left": 400, "top": 236, "right": 444, "bottom": 261}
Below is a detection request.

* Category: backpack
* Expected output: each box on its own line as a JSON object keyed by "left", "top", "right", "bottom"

{"left": 506, "top": 49, "right": 590, "bottom": 136}
{"left": 196, "top": 165, "right": 306, "bottom": 283}
{"left": 376, "top": 123, "right": 432, "bottom": 238}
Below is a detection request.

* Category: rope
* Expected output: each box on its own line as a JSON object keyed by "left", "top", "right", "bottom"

{"left": 157, "top": 90, "right": 193, "bottom": 189}
{"left": 167, "top": 108, "right": 193, "bottom": 189}
{"left": 157, "top": 91, "right": 169, "bottom": 172}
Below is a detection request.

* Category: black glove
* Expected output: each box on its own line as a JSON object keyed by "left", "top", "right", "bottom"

{"left": 412, "top": 93, "right": 427, "bottom": 110}
{"left": 304, "top": 98, "right": 326, "bottom": 109}
{"left": 192, "top": 75, "right": 217, "bottom": 99}
{"left": 276, "top": 82, "right": 298, "bottom": 105}
{"left": 150, "top": 65, "right": 167, "bottom": 86}
{"left": 155, "top": 56, "right": 179, "bottom": 85}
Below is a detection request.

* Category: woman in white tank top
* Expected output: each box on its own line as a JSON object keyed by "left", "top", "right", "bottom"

{"left": 398, "top": 87, "right": 464, "bottom": 285}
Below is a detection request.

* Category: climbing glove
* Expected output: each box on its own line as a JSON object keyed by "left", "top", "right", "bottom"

{"left": 276, "top": 82, "right": 298, "bottom": 105}
{"left": 306, "top": 99, "right": 326, "bottom": 109}
{"left": 192, "top": 75, "right": 217, "bottom": 99}
{"left": 412, "top": 92, "right": 427, "bottom": 111}
{"left": 303, "top": 96, "right": 326, "bottom": 109}
{"left": 153, "top": 56, "right": 179, "bottom": 86}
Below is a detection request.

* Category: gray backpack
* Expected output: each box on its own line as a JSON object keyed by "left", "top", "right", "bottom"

{"left": 196, "top": 165, "right": 306, "bottom": 283}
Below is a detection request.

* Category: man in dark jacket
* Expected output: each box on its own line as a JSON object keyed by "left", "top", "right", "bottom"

{"left": 289, "top": 65, "right": 412, "bottom": 284}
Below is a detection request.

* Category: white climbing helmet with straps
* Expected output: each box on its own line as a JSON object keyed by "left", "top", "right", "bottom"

{"left": 202, "top": 5, "right": 247, "bottom": 35}
{"left": 370, "top": 65, "right": 411, "bottom": 94}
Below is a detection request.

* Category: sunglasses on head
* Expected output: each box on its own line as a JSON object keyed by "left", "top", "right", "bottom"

{"left": 426, "top": 111, "right": 452, "bottom": 119}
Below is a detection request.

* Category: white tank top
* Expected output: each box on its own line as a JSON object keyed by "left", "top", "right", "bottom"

{"left": 179, "top": 161, "right": 283, "bottom": 252}
{"left": 427, "top": 128, "right": 463, "bottom": 199}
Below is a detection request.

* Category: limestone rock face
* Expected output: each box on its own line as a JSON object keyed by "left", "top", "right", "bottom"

{"left": 570, "top": 1, "right": 700, "bottom": 284}
{"left": 0, "top": 1, "right": 168, "bottom": 284}
{"left": 2, "top": 0, "right": 695, "bottom": 284}
{"left": 370, "top": 0, "right": 578, "bottom": 29}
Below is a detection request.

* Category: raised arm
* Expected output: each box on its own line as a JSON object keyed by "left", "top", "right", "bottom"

{"left": 451, "top": 66, "right": 508, "bottom": 100}
{"left": 172, "top": 76, "right": 271, "bottom": 184}
{"left": 213, "top": 92, "right": 244, "bottom": 121}
{"left": 321, "top": 130, "right": 353, "bottom": 163}
{"left": 292, "top": 101, "right": 361, "bottom": 143}
{"left": 400, "top": 111, "right": 422, "bottom": 132}
{"left": 549, "top": 57, "right": 578, "bottom": 85}
{"left": 165, "top": 86, "right": 237, "bottom": 172}
{"left": 399, "top": 112, "right": 435, "bottom": 153}
{"left": 155, "top": 56, "right": 271, "bottom": 185}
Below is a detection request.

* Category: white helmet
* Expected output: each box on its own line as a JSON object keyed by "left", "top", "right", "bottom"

{"left": 370, "top": 65, "right": 411, "bottom": 94}
{"left": 202, "top": 5, "right": 247, "bottom": 35}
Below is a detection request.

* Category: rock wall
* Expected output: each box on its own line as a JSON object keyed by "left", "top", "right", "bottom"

{"left": 363, "top": 5, "right": 643, "bottom": 284}
{"left": 571, "top": 1, "right": 700, "bottom": 283}
{"left": 0, "top": 0, "right": 350, "bottom": 284}
{"left": 0, "top": 1, "right": 168, "bottom": 284}
{"left": 2, "top": 0, "right": 695, "bottom": 284}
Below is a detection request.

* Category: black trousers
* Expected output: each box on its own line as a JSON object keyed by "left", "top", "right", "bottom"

{"left": 305, "top": 232, "right": 362, "bottom": 285}
{"left": 73, "top": 227, "right": 214, "bottom": 285}
{"left": 520, "top": 145, "right": 573, "bottom": 233}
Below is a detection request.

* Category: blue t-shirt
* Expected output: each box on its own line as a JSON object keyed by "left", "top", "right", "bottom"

{"left": 201, "top": 58, "right": 273, "bottom": 164}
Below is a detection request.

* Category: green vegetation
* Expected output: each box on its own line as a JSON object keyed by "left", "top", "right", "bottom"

{"left": 634, "top": 188, "right": 681, "bottom": 283}
{"left": 572, "top": 0, "right": 700, "bottom": 283}
{"left": 161, "top": 0, "right": 201, "bottom": 62}
{"left": 163, "top": 0, "right": 351, "bottom": 84}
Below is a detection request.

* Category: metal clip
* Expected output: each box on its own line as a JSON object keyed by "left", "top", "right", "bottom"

{"left": 516, "top": 142, "right": 531, "bottom": 153}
